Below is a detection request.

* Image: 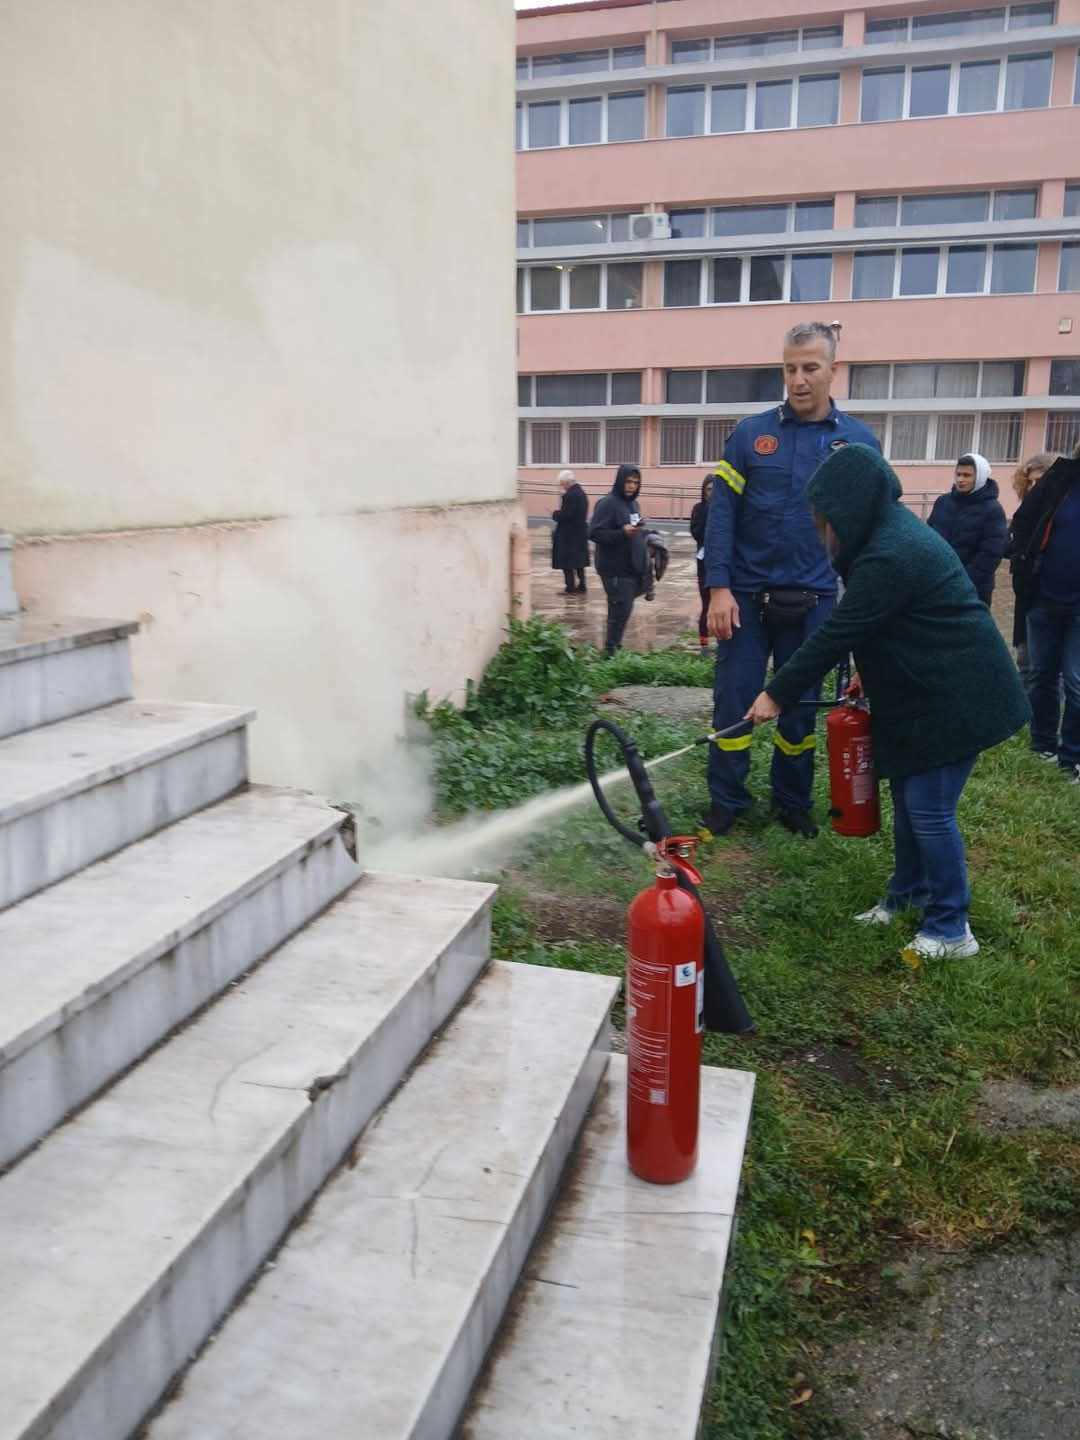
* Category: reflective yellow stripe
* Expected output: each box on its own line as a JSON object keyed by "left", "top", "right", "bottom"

{"left": 713, "top": 732, "right": 753, "bottom": 751}
{"left": 712, "top": 460, "right": 746, "bottom": 496}
{"left": 773, "top": 732, "right": 817, "bottom": 757}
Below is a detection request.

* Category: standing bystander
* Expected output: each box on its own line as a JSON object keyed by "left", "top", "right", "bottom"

{"left": 927, "top": 453, "right": 1007, "bottom": 606}
{"left": 551, "top": 470, "right": 589, "bottom": 595}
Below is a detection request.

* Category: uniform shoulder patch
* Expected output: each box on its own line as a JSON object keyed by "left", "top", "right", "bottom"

{"left": 753, "top": 434, "right": 780, "bottom": 456}
{"left": 829, "top": 439, "right": 848, "bottom": 451}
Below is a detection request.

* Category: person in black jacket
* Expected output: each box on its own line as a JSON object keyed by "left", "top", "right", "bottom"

{"left": 689, "top": 474, "right": 714, "bottom": 650}
{"left": 589, "top": 464, "right": 643, "bottom": 655}
{"left": 926, "top": 452, "right": 1007, "bottom": 606}
{"left": 551, "top": 470, "right": 590, "bottom": 595}
{"left": 1009, "top": 450, "right": 1080, "bottom": 778}
{"left": 1008, "top": 452, "right": 1055, "bottom": 684}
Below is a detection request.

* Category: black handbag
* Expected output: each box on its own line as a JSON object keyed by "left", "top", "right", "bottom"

{"left": 759, "top": 588, "right": 818, "bottom": 627}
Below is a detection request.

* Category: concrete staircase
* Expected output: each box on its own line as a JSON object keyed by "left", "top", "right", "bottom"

{"left": 0, "top": 590, "right": 754, "bottom": 1440}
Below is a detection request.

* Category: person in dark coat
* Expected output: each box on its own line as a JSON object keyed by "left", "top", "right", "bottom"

{"left": 589, "top": 464, "right": 643, "bottom": 655}
{"left": 926, "top": 452, "right": 1007, "bottom": 605}
{"left": 689, "top": 474, "right": 714, "bottom": 650}
{"left": 1007, "top": 452, "right": 1055, "bottom": 686}
{"left": 551, "top": 470, "right": 589, "bottom": 595}
{"left": 745, "top": 445, "right": 1030, "bottom": 960}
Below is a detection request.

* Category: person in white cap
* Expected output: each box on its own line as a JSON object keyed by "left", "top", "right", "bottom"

{"left": 927, "top": 452, "right": 1008, "bottom": 606}
{"left": 551, "top": 469, "right": 590, "bottom": 595}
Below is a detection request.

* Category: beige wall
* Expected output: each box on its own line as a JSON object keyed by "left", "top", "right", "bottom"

{"left": 2, "top": 0, "right": 521, "bottom": 800}
{"left": 2, "top": 0, "right": 516, "bottom": 532}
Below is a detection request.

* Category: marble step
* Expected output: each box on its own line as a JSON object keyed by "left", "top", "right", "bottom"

{"left": 0, "top": 699, "right": 252, "bottom": 910}
{"left": 0, "top": 615, "right": 137, "bottom": 740}
{"left": 147, "top": 960, "right": 618, "bottom": 1440}
{"left": 461, "top": 1055, "right": 756, "bottom": 1440}
{"left": 0, "top": 785, "right": 360, "bottom": 1170}
{"left": 0, "top": 872, "right": 494, "bottom": 1440}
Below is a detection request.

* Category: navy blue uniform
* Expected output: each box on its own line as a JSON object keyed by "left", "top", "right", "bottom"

{"left": 704, "top": 402, "right": 882, "bottom": 816}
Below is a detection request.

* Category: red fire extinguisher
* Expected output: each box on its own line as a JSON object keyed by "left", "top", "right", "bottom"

{"left": 626, "top": 836, "right": 704, "bottom": 1185}
{"left": 826, "top": 700, "right": 880, "bottom": 837}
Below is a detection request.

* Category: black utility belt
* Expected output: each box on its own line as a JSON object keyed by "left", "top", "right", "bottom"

{"left": 757, "top": 588, "right": 819, "bottom": 627}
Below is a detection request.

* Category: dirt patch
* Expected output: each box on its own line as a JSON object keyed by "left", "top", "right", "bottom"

{"left": 781, "top": 1043, "right": 910, "bottom": 1101}
{"left": 513, "top": 882, "right": 746, "bottom": 949}
{"left": 976, "top": 1078, "right": 1080, "bottom": 1137}
{"left": 599, "top": 684, "right": 713, "bottom": 723}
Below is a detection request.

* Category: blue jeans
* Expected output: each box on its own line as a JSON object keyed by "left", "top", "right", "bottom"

{"left": 886, "top": 756, "right": 977, "bottom": 941}
{"left": 708, "top": 591, "right": 834, "bottom": 814}
{"left": 1027, "top": 603, "right": 1080, "bottom": 768}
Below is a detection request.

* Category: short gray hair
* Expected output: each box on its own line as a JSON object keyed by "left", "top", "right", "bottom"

{"left": 783, "top": 321, "right": 838, "bottom": 362}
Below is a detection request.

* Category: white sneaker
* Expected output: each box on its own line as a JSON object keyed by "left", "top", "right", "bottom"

{"left": 904, "top": 925, "right": 980, "bottom": 960}
{"left": 854, "top": 904, "right": 895, "bottom": 926}
{"left": 1034, "top": 750, "right": 1059, "bottom": 763}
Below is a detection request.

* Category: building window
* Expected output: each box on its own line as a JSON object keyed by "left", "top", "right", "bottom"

{"left": 671, "top": 27, "right": 841, "bottom": 61}
{"left": 855, "top": 189, "right": 1037, "bottom": 227}
{"left": 660, "top": 419, "right": 699, "bottom": 465}
{"left": 866, "top": 6, "right": 1055, "bottom": 42}
{"left": 666, "top": 72, "right": 838, "bottom": 135}
{"left": 664, "top": 253, "right": 833, "bottom": 307}
{"left": 865, "top": 413, "right": 1024, "bottom": 462}
{"left": 851, "top": 244, "right": 1036, "bottom": 298}
{"left": 519, "top": 214, "right": 632, "bottom": 247}
{"left": 850, "top": 361, "right": 1025, "bottom": 399}
{"left": 1050, "top": 359, "right": 1080, "bottom": 394}
{"left": 861, "top": 52, "right": 1052, "bottom": 122}
{"left": 517, "top": 416, "right": 643, "bottom": 467}
{"left": 518, "top": 46, "right": 646, "bottom": 79}
{"left": 1047, "top": 412, "right": 1080, "bottom": 452}
{"left": 712, "top": 201, "right": 834, "bottom": 234}
{"left": 521, "top": 91, "right": 645, "bottom": 149}
{"left": 519, "top": 372, "right": 643, "bottom": 408}
{"left": 1065, "top": 185, "right": 1080, "bottom": 217}
{"left": 664, "top": 368, "right": 784, "bottom": 404}
{"left": 1060, "top": 241, "right": 1080, "bottom": 291}
{"left": 517, "top": 263, "right": 644, "bottom": 313}
{"left": 606, "top": 420, "right": 642, "bottom": 465}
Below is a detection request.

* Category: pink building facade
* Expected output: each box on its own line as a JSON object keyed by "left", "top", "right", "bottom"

{"left": 516, "top": 0, "right": 1080, "bottom": 518}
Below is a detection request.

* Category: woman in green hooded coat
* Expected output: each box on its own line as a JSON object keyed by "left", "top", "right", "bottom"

{"left": 745, "top": 444, "right": 1030, "bottom": 960}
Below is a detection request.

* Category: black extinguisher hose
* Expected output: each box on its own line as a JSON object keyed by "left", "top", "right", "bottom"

{"left": 584, "top": 719, "right": 754, "bottom": 1035}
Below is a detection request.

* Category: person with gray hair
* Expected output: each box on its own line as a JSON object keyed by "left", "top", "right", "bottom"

{"left": 701, "top": 319, "right": 882, "bottom": 838}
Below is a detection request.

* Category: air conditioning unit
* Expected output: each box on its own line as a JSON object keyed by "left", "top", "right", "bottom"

{"left": 629, "top": 212, "right": 672, "bottom": 242}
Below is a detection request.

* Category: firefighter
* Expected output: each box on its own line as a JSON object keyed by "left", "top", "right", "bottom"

{"left": 703, "top": 321, "right": 881, "bottom": 837}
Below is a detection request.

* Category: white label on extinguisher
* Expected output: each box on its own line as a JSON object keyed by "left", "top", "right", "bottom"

{"left": 674, "top": 962, "right": 696, "bottom": 987}
{"left": 627, "top": 952, "right": 671, "bottom": 1108}
{"left": 696, "top": 969, "right": 705, "bottom": 1034}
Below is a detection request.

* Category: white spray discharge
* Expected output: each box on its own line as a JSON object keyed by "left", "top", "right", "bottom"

{"left": 371, "top": 743, "right": 696, "bottom": 879}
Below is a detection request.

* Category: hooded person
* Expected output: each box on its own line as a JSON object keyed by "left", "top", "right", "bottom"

{"left": 743, "top": 444, "right": 1030, "bottom": 961}
{"left": 589, "top": 464, "right": 643, "bottom": 655}
{"left": 926, "top": 452, "right": 1008, "bottom": 605}
{"left": 689, "top": 474, "right": 715, "bottom": 649}
{"left": 551, "top": 469, "right": 590, "bottom": 595}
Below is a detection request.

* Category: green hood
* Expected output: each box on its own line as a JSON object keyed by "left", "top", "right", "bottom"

{"left": 806, "top": 444, "right": 903, "bottom": 570}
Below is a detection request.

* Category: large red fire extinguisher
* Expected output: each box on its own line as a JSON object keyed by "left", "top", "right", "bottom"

{"left": 626, "top": 837, "right": 704, "bottom": 1185}
{"left": 826, "top": 700, "right": 880, "bottom": 837}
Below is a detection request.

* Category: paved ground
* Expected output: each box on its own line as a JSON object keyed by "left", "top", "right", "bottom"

{"left": 600, "top": 684, "right": 713, "bottom": 723}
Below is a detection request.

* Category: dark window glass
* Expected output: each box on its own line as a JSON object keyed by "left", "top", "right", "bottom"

{"left": 711, "top": 257, "right": 743, "bottom": 303}
{"left": 529, "top": 268, "right": 561, "bottom": 310}
{"left": 798, "top": 73, "right": 839, "bottom": 126}
{"left": 958, "top": 60, "right": 1001, "bottom": 112}
{"left": 516, "top": 268, "right": 525, "bottom": 313}
{"left": 912, "top": 8, "right": 1005, "bottom": 38}
{"left": 533, "top": 50, "right": 608, "bottom": 77}
{"left": 608, "top": 90, "right": 645, "bottom": 141}
{"left": 706, "top": 368, "right": 784, "bottom": 402}
{"left": 945, "top": 245, "right": 987, "bottom": 293}
{"left": 710, "top": 84, "right": 747, "bottom": 132}
{"left": 518, "top": 420, "right": 527, "bottom": 465}
{"left": 994, "top": 188, "right": 1037, "bottom": 220}
{"left": 568, "top": 265, "right": 601, "bottom": 309}
{"left": 862, "top": 68, "right": 904, "bottom": 122}
{"left": 866, "top": 17, "right": 907, "bottom": 42}
{"left": 527, "top": 102, "right": 560, "bottom": 149}
{"left": 670, "top": 209, "right": 707, "bottom": 238}
{"left": 536, "top": 373, "right": 608, "bottom": 406}
{"left": 569, "top": 97, "right": 602, "bottom": 145}
{"left": 901, "top": 192, "right": 989, "bottom": 225}
{"left": 516, "top": 58, "right": 529, "bottom": 80}
{"left": 664, "top": 259, "right": 702, "bottom": 306}
{"left": 716, "top": 31, "right": 797, "bottom": 58}
{"left": 990, "top": 243, "right": 1037, "bottom": 292}
{"left": 516, "top": 220, "right": 529, "bottom": 247}
{"left": 1004, "top": 52, "right": 1052, "bottom": 108}
{"left": 613, "top": 45, "right": 646, "bottom": 68}
{"left": 611, "top": 372, "right": 643, "bottom": 404}
{"left": 611, "top": 214, "right": 631, "bottom": 241}
{"left": 607, "top": 263, "right": 643, "bottom": 310}
{"left": 790, "top": 253, "right": 832, "bottom": 301}
{"left": 749, "top": 255, "right": 785, "bottom": 301}
{"left": 1008, "top": 1, "right": 1055, "bottom": 26}
{"left": 853, "top": 250, "right": 896, "bottom": 298}
{"left": 795, "top": 200, "right": 835, "bottom": 231}
{"left": 910, "top": 66, "right": 950, "bottom": 117}
{"left": 712, "top": 204, "right": 787, "bottom": 236}
{"left": 1076, "top": 52, "right": 1080, "bottom": 105}
{"left": 667, "top": 86, "right": 706, "bottom": 136}
{"left": 802, "top": 25, "right": 842, "bottom": 49}
{"left": 518, "top": 375, "right": 532, "bottom": 406}
{"left": 855, "top": 195, "right": 899, "bottom": 227}
{"left": 1050, "top": 358, "right": 1080, "bottom": 394}
{"left": 756, "top": 79, "right": 793, "bottom": 129}
{"left": 899, "top": 247, "right": 940, "bottom": 294}
{"left": 671, "top": 38, "right": 710, "bottom": 64}
{"left": 981, "top": 361, "right": 1026, "bottom": 396}
{"left": 1059, "top": 242, "right": 1080, "bottom": 291}
{"left": 515, "top": 103, "right": 523, "bottom": 150}
{"left": 666, "top": 370, "right": 704, "bottom": 404}
{"left": 849, "top": 365, "right": 890, "bottom": 400}
{"left": 533, "top": 216, "right": 608, "bottom": 246}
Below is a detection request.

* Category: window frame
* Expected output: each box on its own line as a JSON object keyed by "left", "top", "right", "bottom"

{"left": 871, "top": 411, "right": 1025, "bottom": 463}
{"left": 1060, "top": 240, "right": 1080, "bottom": 292}
{"left": 658, "top": 416, "right": 751, "bottom": 466}
{"left": 517, "top": 45, "right": 647, "bottom": 80}
{"left": 848, "top": 360, "right": 1026, "bottom": 400}
{"left": 860, "top": 50, "right": 1053, "bottom": 123}
{"left": 865, "top": 4, "right": 1055, "bottom": 43}
{"left": 662, "top": 251, "right": 834, "bottom": 307}
{"left": 517, "top": 262, "right": 645, "bottom": 314}
{"left": 517, "top": 417, "right": 644, "bottom": 468}
{"left": 855, "top": 187, "right": 1038, "bottom": 228}
{"left": 665, "top": 71, "right": 839, "bottom": 136}
{"left": 518, "top": 373, "right": 644, "bottom": 409}
{"left": 520, "top": 89, "right": 646, "bottom": 150}
{"left": 669, "top": 25, "right": 843, "bottom": 62}
{"left": 851, "top": 242, "right": 1038, "bottom": 299}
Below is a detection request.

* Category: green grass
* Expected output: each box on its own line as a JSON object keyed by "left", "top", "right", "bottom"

{"left": 447, "top": 637, "right": 1080, "bottom": 1439}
